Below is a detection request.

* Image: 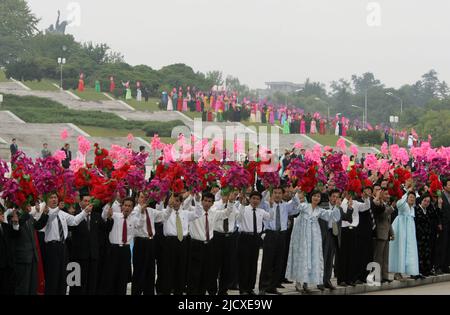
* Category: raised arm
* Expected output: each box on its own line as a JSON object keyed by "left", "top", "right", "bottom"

{"left": 319, "top": 205, "right": 341, "bottom": 222}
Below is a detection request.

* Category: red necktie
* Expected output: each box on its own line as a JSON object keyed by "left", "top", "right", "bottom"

{"left": 205, "top": 212, "right": 210, "bottom": 241}
{"left": 145, "top": 210, "right": 153, "bottom": 237}
{"left": 122, "top": 217, "right": 128, "bottom": 244}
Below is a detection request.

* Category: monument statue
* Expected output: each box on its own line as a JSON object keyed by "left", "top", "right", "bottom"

{"left": 46, "top": 10, "right": 69, "bottom": 35}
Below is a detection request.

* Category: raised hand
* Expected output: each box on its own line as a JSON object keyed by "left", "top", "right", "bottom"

{"left": 11, "top": 210, "right": 19, "bottom": 225}
{"left": 85, "top": 204, "right": 93, "bottom": 214}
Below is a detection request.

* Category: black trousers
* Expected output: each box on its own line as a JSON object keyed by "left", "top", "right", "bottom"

{"left": 213, "top": 232, "right": 236, "bottom": 294}
{"left": 0, "top": 267, "right": 15, "bottom": 295}
{"left": 322, "top": 229, "right": 337, "bottom": 285}
{"left": 44, "top": 242, "right": 67, "bottom": 295}
{"left": 154, "top": 224, "right": 165, "bottom": 294}
{"left": 132, "top": 237, "right": 156, "bottom": 295}
{"left": 355, "top": 223, "right": 374, "bottom": 282}
{"left": 259, "top": 231, "right": 286, "bottom": 291}
{"left": 438, "top": 224, "right": 450, "bottom": 270}
{"left": 238, "top": 233, "right": 261, "bottom": 293}
{"left": 336, "top": 227, "right": 358, "bottom": 284}
{"left": 160, "top": 236, "right": 188, "bottom": 295}
{"left": 69, "top": 258, "right": 98, "bottom": 295}
{"left": 229, "top": 231, "right": 240, "bottom": 289}
{"left": 101, "top": 245, "right": 131, "bottom": 295}
{"left": 187, "top": 239, "right": 216, "bottom": 295}
{"left": 14, "top": 260, "right": 37, "bottom": 295}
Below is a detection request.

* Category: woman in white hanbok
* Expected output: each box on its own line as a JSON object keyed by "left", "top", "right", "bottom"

{"left": 167, "top": 94, "right": 174, "bottom": 111}
{"left": 286, "top": 190, "right": 341, "bottom": 293}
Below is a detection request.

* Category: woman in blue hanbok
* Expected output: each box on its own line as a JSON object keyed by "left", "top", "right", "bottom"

{"left": 286, "top": 190, "right": 341, "bottom": 293}
{"left": 389, "top": 190, "right": 420, "bottom": 279}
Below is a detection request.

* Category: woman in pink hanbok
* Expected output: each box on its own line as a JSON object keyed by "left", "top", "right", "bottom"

{"left": 300, "top": 117, "right": 306, "bottom": 134}
{"left": 269, "top": 107, "right": 275, "bottom": 125}
{"left": 196, "top": 95, "right": 202, "bottom": 112}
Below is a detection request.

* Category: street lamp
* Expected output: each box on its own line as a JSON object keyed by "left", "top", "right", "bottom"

{"left": 58, "top": 45, "right": 67, "bottom": 90}
{"left": 351, "top": 104, "right": 365, "bottom": 130}
{"left": 386, "top": 92, "right": 403, "bottom": 114}
{"left": 286, "top": 88, "right": 304, "bottom": 107}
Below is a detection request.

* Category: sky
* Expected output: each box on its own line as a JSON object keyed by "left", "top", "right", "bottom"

{"left": 26, "top": 0, "right": 450, "bottom": 90}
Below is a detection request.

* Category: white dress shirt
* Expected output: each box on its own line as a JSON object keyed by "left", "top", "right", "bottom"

{"left": 340, "top": 198, "right": 370, "bottom": 228}
{"left": 189, "top": 201, "right": 234, "bottom": 241}
{"left": 101, "top": 208, "right": 144, "bottom": 245}
{"left": 237, "top": 204, "right": 274, "bottom": 233}
{"left": 132, "top": 203, "right": 171, "bottom": 238}
{"left": 45, "top": 207, "right": 87, "bottom": 243}
{"left": 163, "top": 204, "right": 202, "bottom": 237}
{"left": 213, "top": 199, "right": 239, "bottom": 233}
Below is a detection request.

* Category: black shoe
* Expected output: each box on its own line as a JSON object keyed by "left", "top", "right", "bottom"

{"left": 324, "top": 282, "right": 336, "bottom": 290}
{"left": 247, "top": 290, "right": 256, "bottom": 295}
{"left": 442, "top": 268, "right": 450, "bottom": 274}
{"left": 259, "top": 290, "right": 266, "bottom": 295}
{"left": 266, "top": 288, "right": 282, "bottom": 295}
{"left": 347, "top": 282, "right": 356, "bottom": 287}
{"left": 282, "top": 279, "right": 293, "bottom": 284}
{"left": 338, "top": 282, "right": 348, "bottom": 287}
{"left": 240, "top": 291, "right": 248, "bottom": 295}
{"left": 218, "top": 291, "right": 228, "bottom": 295}
{"left": 435, "top": 269, "right": 444, "bottom": 275}
{"left": 277, "top": 284, "right": 285, "bottom": 289}
{"left": 317, "top": 285, "right": 325, "bottom": 291}
{"left": 302, "top": 285, "right": 312, "bottom": 294}
{"left": 355, "top": 280, "right": 364, "bottom": 285}
{"left": 381, "top": 279, "right": 393, "bottom": 284}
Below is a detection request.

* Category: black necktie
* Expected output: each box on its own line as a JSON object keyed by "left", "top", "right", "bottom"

{"left": 275, "top": 204, "right": 281, "bottom": 231}
{"left": 223, "top": 203, "right": 229, "bottom": 233}
{"left": 57, "top": 215, "right": 64, "bottom": 241}
{"left": 369, "top": 208, "right": 376, "bottom": 230}
{"left": 252, "top": 208, "right": 257, "bottom": 235}
{"left": 86, "top": 214, "right": 91, "bottom": 232}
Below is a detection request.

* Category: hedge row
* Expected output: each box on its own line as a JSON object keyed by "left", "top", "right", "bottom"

{"left": 2, "top": 94, "right": 184, "bottom": 137}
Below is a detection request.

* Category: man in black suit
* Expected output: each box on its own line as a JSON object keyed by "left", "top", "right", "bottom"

{"left": 69, "top": 193, "right": 104, "bottom": 295}
{"left": 0, "top": 209, "right": 15, "bottom": 295}
{"left": 61, "top": 143, "right": 72, "bottom": 169}
{"left": 437, "top": 178, "right": 450, "bottom": 273}
{"left": 10, "top": 138, "right": 18, "bottom": 159}
{"left": 10, "top": 205, "right": 49, "bottom": 295}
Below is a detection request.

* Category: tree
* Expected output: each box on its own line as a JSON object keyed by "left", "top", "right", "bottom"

{"left": 421, "top": 69, "right": 440, "bottom": 101}
{"left": 438, "top": 81, "right": 449, "bottom": 99}
{"left": 0, "top": 0, "right": 39, "bottom": 66}
{"left": 330, "top": 79, "right": 352, "bottom": 114}
{"left": 206, "top": 70, "right": 224, "bottom": 87}
{"left": 351, "top": 72, "right": 383, "bottom": 94}
{"left": 82, "top": 42, "right": 110, "bottom": 65}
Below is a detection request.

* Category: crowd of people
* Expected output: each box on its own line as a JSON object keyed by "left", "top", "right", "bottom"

{"left": 1, "top": 134, "right": 449, "bottom": 296}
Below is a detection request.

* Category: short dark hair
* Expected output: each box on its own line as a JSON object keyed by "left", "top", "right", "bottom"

{"left": 202, "top": 192, "right": 215, "bottom": 201}
{"left": 12, "top": 138, "right": 16, "bottom": 142}
{"left": 443, "top": 178, "right": 450, "bottom": 187}
{"left": 407, "top": 191, "right": 416, "bottom": 199}
{"left": 139, "top": 146, "right": 145, "bottom": 151}
{"left": 272, "top": 187, "right": 285, "bottom": 193}
{"left": 122, "top": 197, "right": 135, "bottom": 207}
{"left": 172, "top": 193, "right": 183, "bottom": 203}
{"left": 307, "top": 190, "right": 322, "bottom": 203}
{"left": 328, "top": 189, "right": 341, "bottom": 197}
{"left": 249, "top": 191, "right": 262, "bottom": 200}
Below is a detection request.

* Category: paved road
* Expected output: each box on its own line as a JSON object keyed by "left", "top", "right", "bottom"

{"left": 364, "top": 281, "right": 450, "bottom": 295}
